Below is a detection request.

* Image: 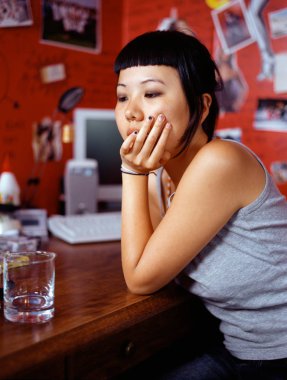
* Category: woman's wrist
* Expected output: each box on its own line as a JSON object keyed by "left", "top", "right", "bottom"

{"left": 121, "top": 164, "right": 157, "bottom": 176}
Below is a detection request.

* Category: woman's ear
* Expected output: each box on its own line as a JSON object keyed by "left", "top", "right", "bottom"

{"left": 200, "top": 93, "right": 212, "bottom": 124}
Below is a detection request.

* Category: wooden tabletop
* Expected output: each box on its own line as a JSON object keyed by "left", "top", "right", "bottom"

{"left": 0, "top": 238, "right": 195, "bottom": 380}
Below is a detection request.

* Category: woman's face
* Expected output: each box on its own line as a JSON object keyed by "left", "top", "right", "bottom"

{"left": 115, "top": 65, "right": 190, "bottom": 155}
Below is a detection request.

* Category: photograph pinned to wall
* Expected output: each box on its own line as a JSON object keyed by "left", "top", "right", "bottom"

{"left": 211, "top": 0, "right": 255, "bottom": 54}
{"left": 40, "top": 63, "right": 66, "bottom": 84}
{"left": 41, "top": 0, "right": 101, "bottom": 53}
{"left": 215, "top": 127, "right": 242, "bottom": 141}
{"left": 274, "top": 53, "right": 287, "bottom": 94}
{"left": 213, "top": 34, "right": 248, "bottom": 113}
{"left": 271, "top": 161, "right": 287, "bottom": 185}
{"left": 32, "top": 117, "right": 62, "bottom": 163}
{"left": 253, "top": 98, "right": 287, "bottom": 132}
{"left": 0, "top": 0, "right": 33, "bottom": 28}
{"left": 268, "top": 7, "right": 287, "bottom": 39}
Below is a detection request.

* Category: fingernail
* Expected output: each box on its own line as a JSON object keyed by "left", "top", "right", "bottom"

{"left": 158, "top": 114, "right": 165, "bottom": 121}
{"left": 165, "top": 123, "right": 171, "bottom": 129}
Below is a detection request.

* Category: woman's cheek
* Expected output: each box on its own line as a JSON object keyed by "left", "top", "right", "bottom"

{"left": 166, "top": 123, "right": 184, "bottom": 153}
{"left": 163, "top": 128, "right": 175, "bottom": 152}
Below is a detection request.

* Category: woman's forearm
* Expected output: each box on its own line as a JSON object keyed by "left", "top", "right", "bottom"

{"left": 121, "top": 174, "right": 154, "bottom": 287}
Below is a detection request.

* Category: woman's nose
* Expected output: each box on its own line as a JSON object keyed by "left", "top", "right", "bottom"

{"left": 125, "top": 104, "right": 144, "bottom": 122}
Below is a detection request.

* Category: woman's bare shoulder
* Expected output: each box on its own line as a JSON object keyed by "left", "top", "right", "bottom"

{"left": 187, "top": 139, "right": 243, "bottom": 176}
{"left": 187, "top": 138, "right": 265, "bottom": 207}
{"left": 199, "top": 138, "right": 249, "bottom": 161}
{"left": 192, "top": 138, "right": 262, "bottom": 175}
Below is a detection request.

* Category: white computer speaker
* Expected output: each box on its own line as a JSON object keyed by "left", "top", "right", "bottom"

{"left": 64, "top": 159, "right": 99, "bottom": 215}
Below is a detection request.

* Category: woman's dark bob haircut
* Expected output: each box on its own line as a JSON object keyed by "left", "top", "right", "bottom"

{"left": 114, "top": 30, "right": 223, "bottom": 154}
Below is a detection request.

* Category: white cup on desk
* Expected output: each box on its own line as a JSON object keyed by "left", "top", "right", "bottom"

{"left": 3, "top": 251, "right": 56, "bottom": 323}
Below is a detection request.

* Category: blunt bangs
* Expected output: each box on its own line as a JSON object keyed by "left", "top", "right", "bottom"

{"left": 114, "top": 31, "right": 221, "bottom": 95}
{"left": 114, "top": 31, "right": 181, "bottom": 74}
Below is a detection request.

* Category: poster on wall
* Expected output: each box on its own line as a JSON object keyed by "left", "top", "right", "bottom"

{"left": 0, "top": 0, "right": 33, "bottom": 28}
{"left": 211, "top": 0, "right": 255, "bottom": 54}
{"left": 41, "top": 0, "right": 101, "bottom": 53}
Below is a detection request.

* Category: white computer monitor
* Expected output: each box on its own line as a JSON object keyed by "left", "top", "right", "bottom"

{"left": 73, "top": 108, "right": 123, "bottom": 203}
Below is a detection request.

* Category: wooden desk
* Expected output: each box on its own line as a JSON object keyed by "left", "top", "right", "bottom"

{"left": 0, "top": 238, "right": 197, "bottom": 380}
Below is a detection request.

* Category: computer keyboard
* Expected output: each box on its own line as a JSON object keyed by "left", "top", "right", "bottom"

{"left": 48, "top": 212, "right": 121, "bottom": 244}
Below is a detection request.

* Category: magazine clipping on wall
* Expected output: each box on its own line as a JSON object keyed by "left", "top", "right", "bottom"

{"left": 41, "top": 0, "right": 101, "bottom": 53}
{"left": 0, "top": 0, "right": 33, "bottom": 28}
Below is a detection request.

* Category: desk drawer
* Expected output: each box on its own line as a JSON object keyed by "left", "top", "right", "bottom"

{"left": 68, "top": 301, "right": 194, "bottom": 380}
{"left": 5, "top": 358, "right": 65, "bottom": 380}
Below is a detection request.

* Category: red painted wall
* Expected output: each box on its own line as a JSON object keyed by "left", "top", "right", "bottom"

{"left": 0, "top": 0, "right": 123, "bottom": 214}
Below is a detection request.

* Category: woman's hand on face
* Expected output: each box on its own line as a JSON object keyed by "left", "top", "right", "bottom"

{"left": 120, "top": 114, "right": 172, "bottom": 173}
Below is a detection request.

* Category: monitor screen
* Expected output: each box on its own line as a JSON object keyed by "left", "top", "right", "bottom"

{"left": 73, "top": 108, "right": 123, "bottom": 203}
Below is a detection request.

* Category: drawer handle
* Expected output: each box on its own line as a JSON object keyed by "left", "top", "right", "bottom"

{"left": 125, "top": 341, "right": 135, "bottom": 357}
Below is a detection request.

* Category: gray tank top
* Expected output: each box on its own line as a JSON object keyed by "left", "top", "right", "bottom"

{"left": 157, "top": 141, "right": 287, "bottom": 360}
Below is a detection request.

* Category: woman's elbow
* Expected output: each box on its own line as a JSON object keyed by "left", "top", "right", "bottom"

{"left": 124, "top": 276, "right": 160, "bottom": 295}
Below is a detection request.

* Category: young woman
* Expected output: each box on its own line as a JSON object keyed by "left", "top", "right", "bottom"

{"left": 114, "top": 30, "right": 287, "bottom": 379}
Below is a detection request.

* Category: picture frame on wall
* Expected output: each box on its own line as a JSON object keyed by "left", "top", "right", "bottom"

{"left": 0, "top": 0, "right": 33, "bottom": 28}
{"left": 211, "top": 0, "right": 255, "bottom": 54}
{"left": 41, "top": 0, "right": 101, "bottom": 53}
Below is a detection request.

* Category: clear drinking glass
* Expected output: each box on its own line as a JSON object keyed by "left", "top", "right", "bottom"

{"left": 3, "top": 251, "right": 56, "bottom": 323}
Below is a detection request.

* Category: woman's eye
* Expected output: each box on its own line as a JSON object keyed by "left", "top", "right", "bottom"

{"left": 117, "top": 95, "right": 127, "bottom": 102}
{"left": 145, "top": 92, "right": 161, "bottom": 98}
